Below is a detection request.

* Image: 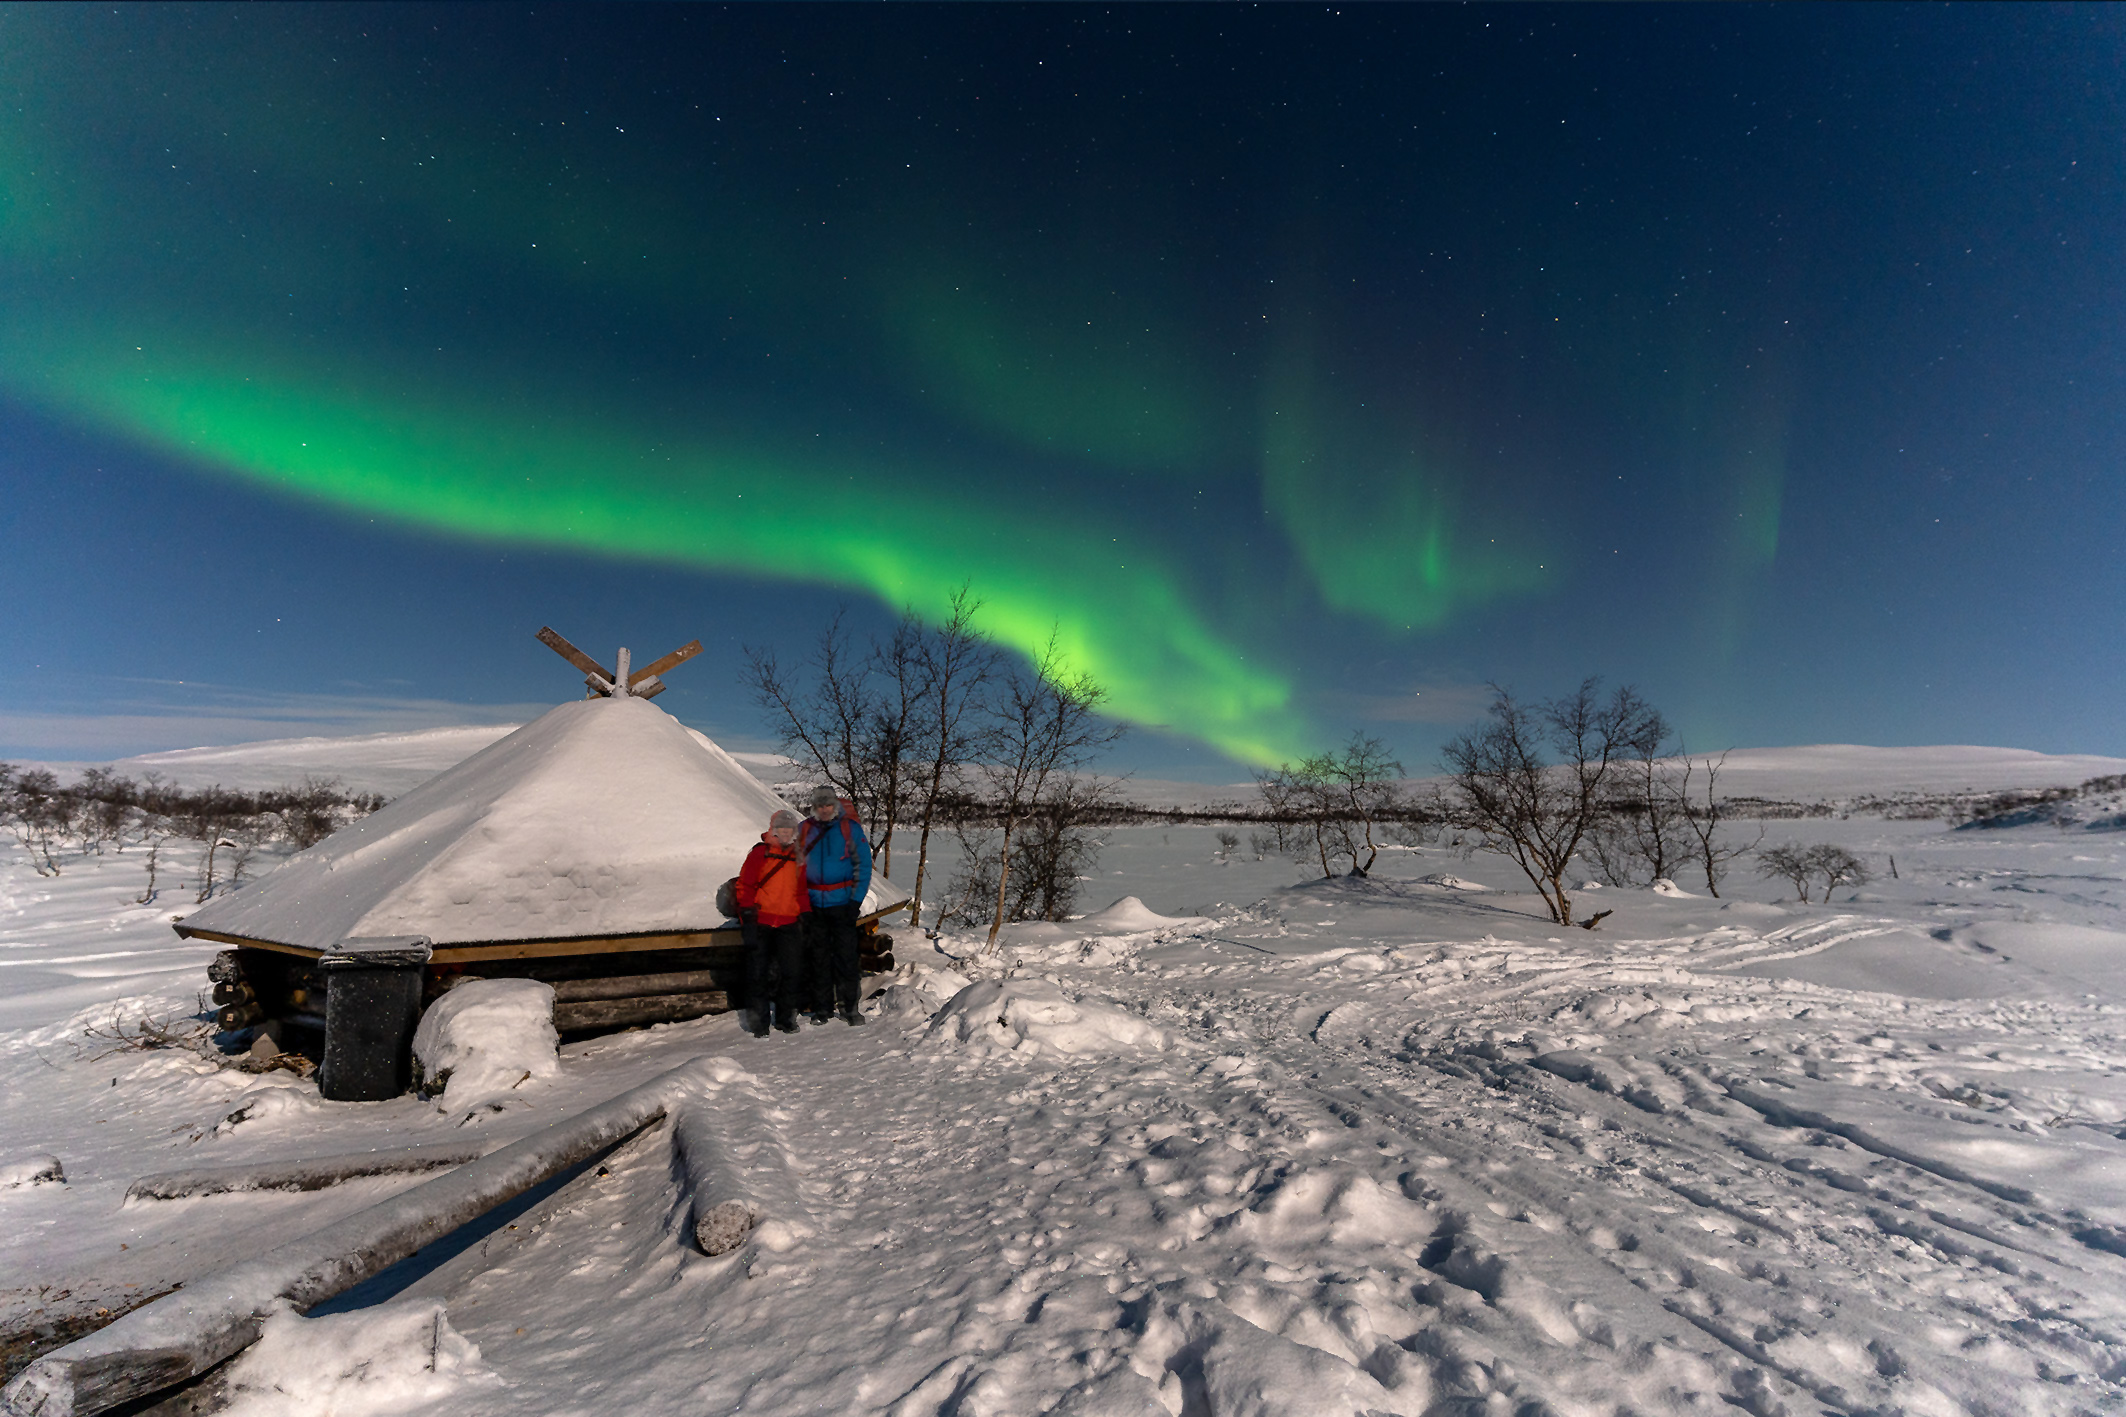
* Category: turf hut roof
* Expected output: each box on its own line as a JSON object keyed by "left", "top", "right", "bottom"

{"left": 177, "top": 695, "right": 906, "bottom": 957}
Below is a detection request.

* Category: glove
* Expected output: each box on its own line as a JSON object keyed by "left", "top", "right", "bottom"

{"left": 739, "top": 908, "right": 758, "bottom": 926}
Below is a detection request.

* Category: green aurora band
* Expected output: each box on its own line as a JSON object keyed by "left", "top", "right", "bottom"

{"left": 0, "top": 9, "right": 1785, "bottom": 762}
{"left": 7, "top": 320, "right": 1311, "bottom": 763}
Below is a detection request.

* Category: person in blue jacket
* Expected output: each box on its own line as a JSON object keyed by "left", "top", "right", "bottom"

{"left": 799, "top": 784, "right": 872, "bottom": 1024}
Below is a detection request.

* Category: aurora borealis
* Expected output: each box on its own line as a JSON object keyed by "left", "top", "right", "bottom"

{"left": 3, "top": 4, "right": 2122, "bottom": 768}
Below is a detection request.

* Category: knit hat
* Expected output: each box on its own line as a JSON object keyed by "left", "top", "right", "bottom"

{"left": 770, "top": 808, "right": 803, "bottom": 830}
{"left": 808, "top": 785, "right": 840, "bottom": 808}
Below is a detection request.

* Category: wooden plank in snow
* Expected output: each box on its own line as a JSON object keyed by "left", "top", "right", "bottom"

{"left": 2, "top": 1060, "right": 714, "bottom": 1417}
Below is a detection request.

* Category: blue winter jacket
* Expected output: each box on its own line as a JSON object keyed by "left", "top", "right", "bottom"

{"left": 799, "top": 813, "right": 872, "bottom": 909}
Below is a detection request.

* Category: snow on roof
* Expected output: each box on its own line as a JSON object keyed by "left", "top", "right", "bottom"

{"left": 180, "top": 696, "right": 906, "bottom": 951}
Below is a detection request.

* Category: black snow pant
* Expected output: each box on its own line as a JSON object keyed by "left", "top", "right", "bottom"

{"left": 807, "top": 901, "right": 863, "bottom": 1015}
{"left": 744, "top": 919, "right": 808, "bottom": 1025}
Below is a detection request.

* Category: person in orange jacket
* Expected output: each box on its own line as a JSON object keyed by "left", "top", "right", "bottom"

{"left": 736, "top": 808, "right": 810, "bottom": 1036}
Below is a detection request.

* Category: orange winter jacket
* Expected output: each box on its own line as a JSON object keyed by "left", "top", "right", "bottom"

{"left": 736, "top": 836, "right": 810, "bottom": 927}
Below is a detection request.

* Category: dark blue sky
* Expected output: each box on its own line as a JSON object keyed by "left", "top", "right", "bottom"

{"left": 1, "top": 3, "right": 2120, "bottom": 775}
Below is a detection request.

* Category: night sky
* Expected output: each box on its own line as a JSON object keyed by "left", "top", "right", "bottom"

{"left": 2, "top": 4, "right": 2121, "bottom": 775}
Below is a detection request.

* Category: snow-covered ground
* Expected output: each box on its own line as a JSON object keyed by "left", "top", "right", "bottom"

{"left": 4, "top": 741, "right": 2125, "bottom": 1415}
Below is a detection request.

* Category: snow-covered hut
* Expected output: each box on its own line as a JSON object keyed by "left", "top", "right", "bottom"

{"left": 178, "top": 683, "right": 908, "bottom": 1073}
{"left": 180, "top": 693, "right": 905, "bottom": 956}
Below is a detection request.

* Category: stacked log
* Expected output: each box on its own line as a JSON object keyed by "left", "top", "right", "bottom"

{"left": 859, "top": 929, "right": 897, "bottom": 975}
{"left": 547, "top": 970, "right": 729, "bottom": 1032}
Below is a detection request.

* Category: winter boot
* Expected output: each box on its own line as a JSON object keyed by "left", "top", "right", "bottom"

{"left": 743, "top": 1007, "right": 770, "bottom": 1038}
{"left": 840, "top": 1004, "right": 865, "bottom": 1026}
{"left": 774, "top": 1007, "right": 800, "bottom": 1034}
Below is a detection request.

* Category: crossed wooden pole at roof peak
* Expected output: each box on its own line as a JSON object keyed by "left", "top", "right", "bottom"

{"left": 538, "top": 626, "right": 703, "bottom": 701}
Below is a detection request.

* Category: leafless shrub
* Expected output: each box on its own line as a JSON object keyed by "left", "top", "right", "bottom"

{"left": 1756, "top": 843, "right": 1817, "bottom": 902}
{"left": 79, "top": 1007, "right": 213, "bottom": 1059}
{"left": 1756, "top": 842, "right": 1870, "bottom": 903}
{"left": 1, "top": 764, "right": 384, "bottom": 894}
{"left": 1810, "top": 844, "right": 1871, "bottom": 900}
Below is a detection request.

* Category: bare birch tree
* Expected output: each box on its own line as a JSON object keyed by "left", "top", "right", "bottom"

{"left": 746, "top": 611, "right": 893, "bottom": 836}
{"left": 1677, "top": 751, "right": 1761, "bottom": 897}
{"left": 1439, "top": 680, "right": 1665, "bottom": 926}
{"left": 979, "top": 631, "right": 1125, "bottom": 950}
{"left": 862, "top": 615, "right": 928, "bottom": 880}
{"left": 905, "top": 587, "right": 998, "bottom": 926}
{"left": 745, "top": 591, "right": 999, "bottom": 921}
{"left": 1584, "top": 724, "right": 1694, "bottom": 889}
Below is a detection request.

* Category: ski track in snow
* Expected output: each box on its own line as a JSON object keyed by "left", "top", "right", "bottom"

{"left": 3, "top": 817, "right": 2125, "bottom": 1415}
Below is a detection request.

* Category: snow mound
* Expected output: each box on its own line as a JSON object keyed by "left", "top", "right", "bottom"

{"left": 412, "top": 978, "right": 559, "bottom": 1108}
{"left": 218, "top": 1298, "right": 502, "bottom": 1417}
{"left": 928, "top": 978, "right": 1170, "bottom": 1059}
{"left": 207, "top": 1082, "right": 325, "bottom": 1138}
{"left": 1076, "top": 895, "right": 1209, "bottom": 933}
{"left": 872, "top": 961, "right": 975, "bottom": 1024}
{"left": 1651, "top": 877, "right": 1695, "bottom": 897}
{"left": 0, "top": 1154, "right": 63, "bottom": 1189}
{"left": 1418, "top": 873, "right": 1488, "bottom": 891}
{"left": 991, "top": 897, "right": 1210, "bottom": 965}
{"left": 1134, "top": 1299, "right": 1411, "bottom": 1417}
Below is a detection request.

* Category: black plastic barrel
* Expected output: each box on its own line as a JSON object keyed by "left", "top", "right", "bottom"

{"left": 317, "top": 936, "right": 432, "bottom": 1102}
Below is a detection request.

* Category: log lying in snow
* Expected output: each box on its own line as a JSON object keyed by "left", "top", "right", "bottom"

{"left": 552, "top": 990, "right": 728, "bottom": 1033}
{"left": 124, "top": 1143, "right": 489, "bottom": 1204}
{"left": 671, "top": 1102, "right": 761, "bottom": 1256}
{"left": 3, "top": 1058, "right": 720, "bottom": 1417}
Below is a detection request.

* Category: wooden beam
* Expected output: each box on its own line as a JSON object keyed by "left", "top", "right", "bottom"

{"left": 628, "top": 639, "right": 702, "bottom": 687}
{"left": 176, "top": 909, "right": 904, "bottom": 965}
{"left": 536, "top": 626, "right": 615, "bottom": 684}
{"left": 431, "top": 931, "right": 743, "bottom": 963}
{"left": 126, "top": 1144, "right": 487, "bottom": 1203}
